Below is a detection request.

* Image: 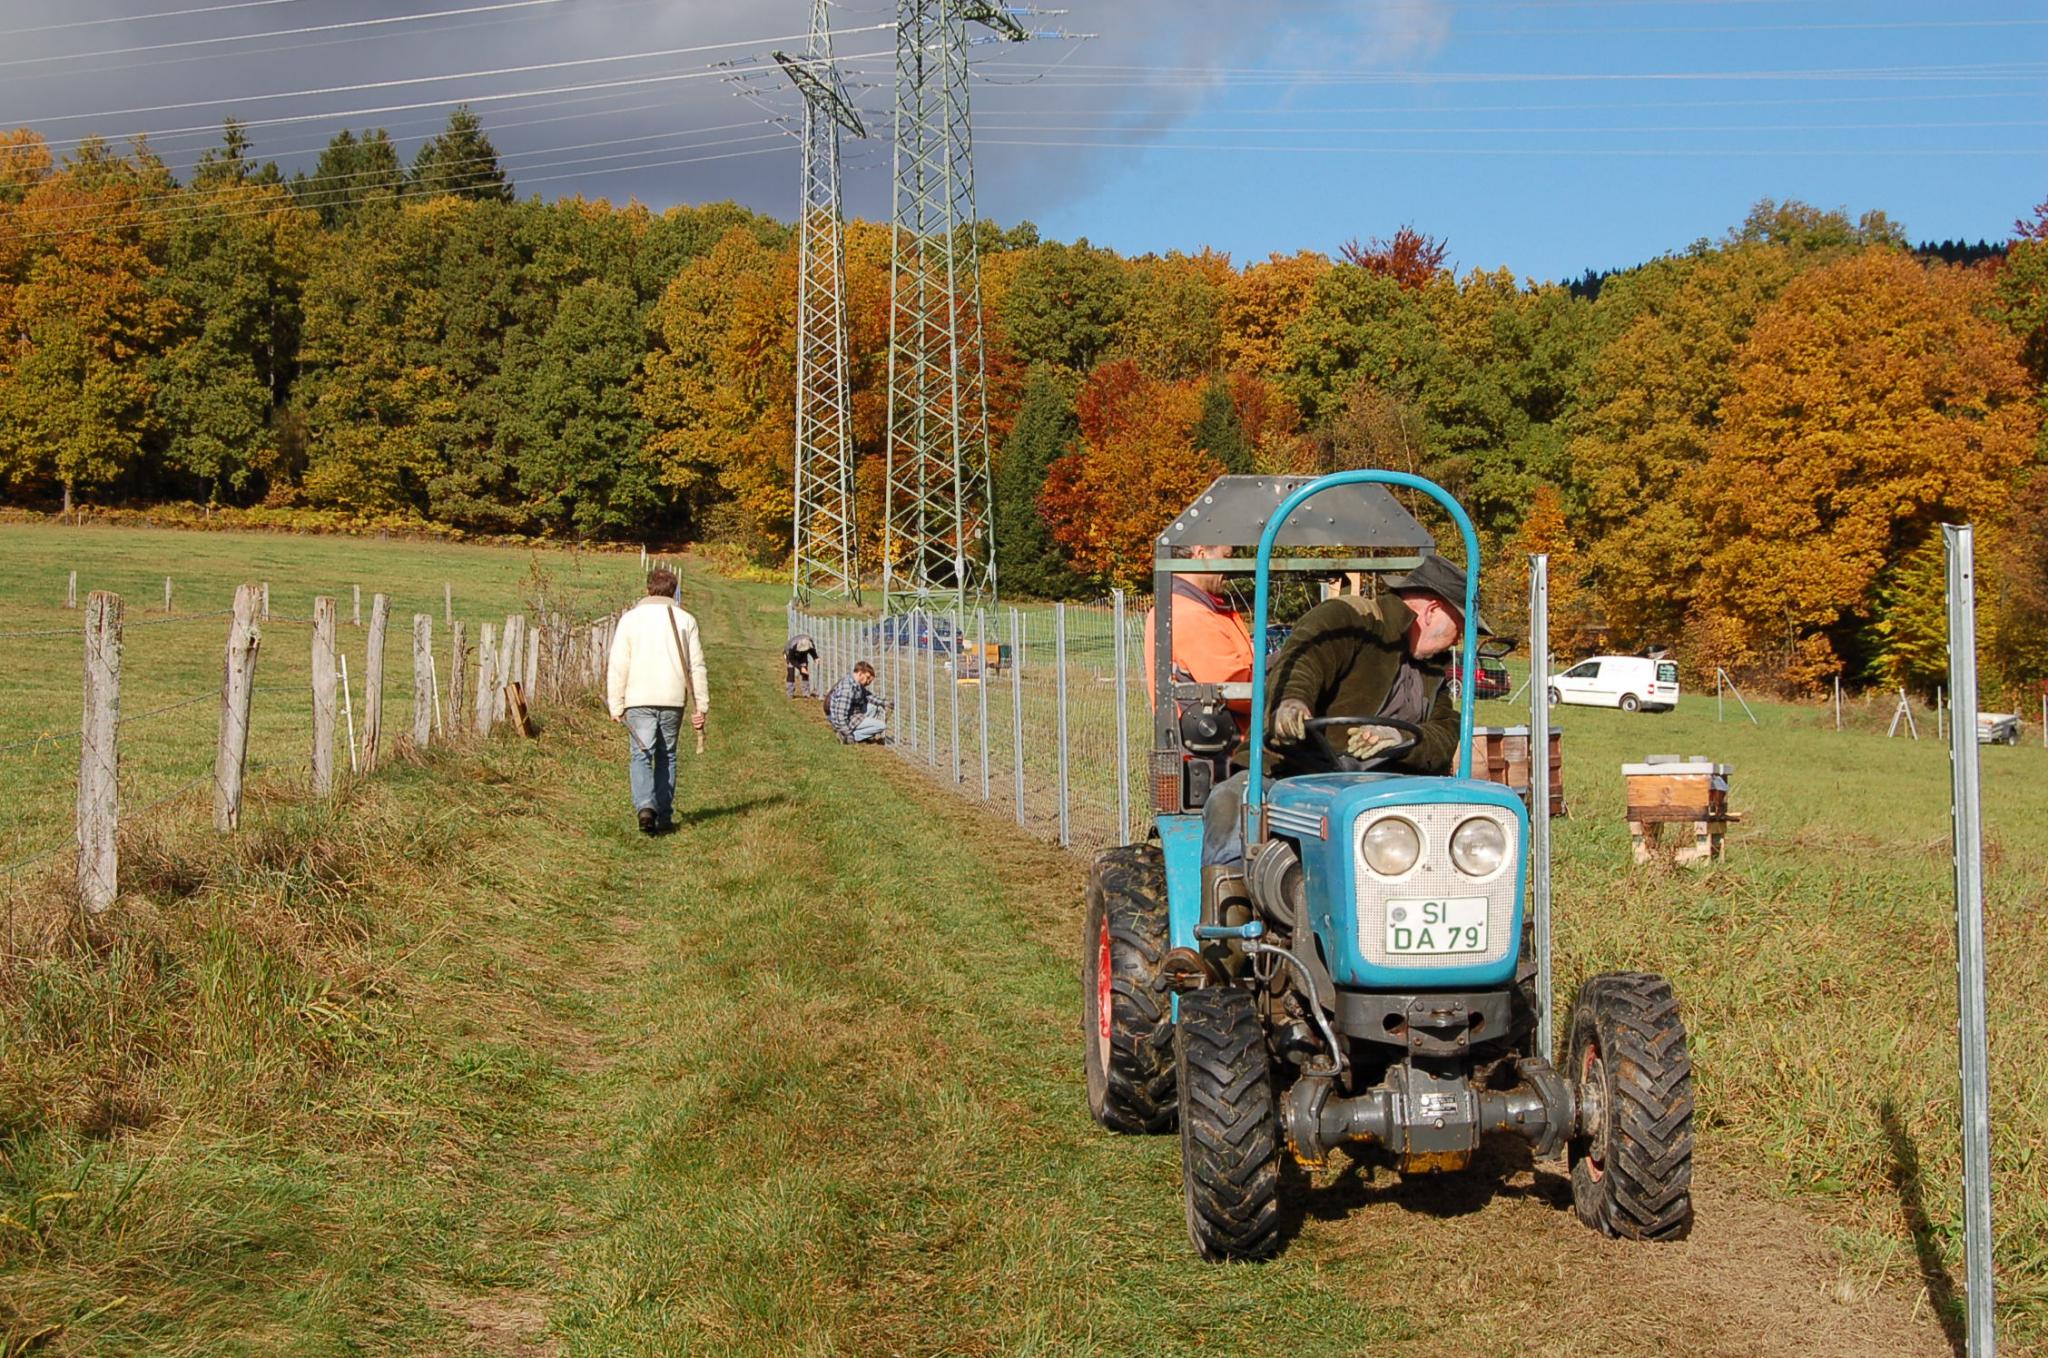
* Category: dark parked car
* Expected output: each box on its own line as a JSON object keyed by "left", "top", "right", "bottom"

{"left": 1447, "top": 638, "right": 1514, "bottom": 701}
{"left": 867, "top": 614, "right": 964, "bottom": 655}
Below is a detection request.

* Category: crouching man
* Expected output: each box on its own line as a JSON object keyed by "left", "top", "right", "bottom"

{"left": 825, "top": 661, "right": 888, "bottom": 743}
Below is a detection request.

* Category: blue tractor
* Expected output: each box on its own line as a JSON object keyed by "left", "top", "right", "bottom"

{"left": 1082, "top": 471, "right": 1695, "bottom": 1259}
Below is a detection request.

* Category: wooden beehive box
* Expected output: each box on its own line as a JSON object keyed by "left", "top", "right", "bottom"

{"left": 1622, "top": 755, "right": 1736, "bottom": 864}
{"left": 1474, "top": 725, "right": 1565, "bottom": 817}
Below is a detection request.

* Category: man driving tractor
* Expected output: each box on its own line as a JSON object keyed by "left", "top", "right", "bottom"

{"left": 1202, "top": 553, "right": 1488, "bottom": 870}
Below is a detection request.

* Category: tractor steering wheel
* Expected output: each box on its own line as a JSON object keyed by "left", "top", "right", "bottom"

{"left": 1297, "top": 715, "right": 1425, "bottom": 773}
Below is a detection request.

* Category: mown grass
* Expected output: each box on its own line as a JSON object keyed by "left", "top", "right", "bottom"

{"left": 0, "top": 526, "right": 2036, "bottom": 1353}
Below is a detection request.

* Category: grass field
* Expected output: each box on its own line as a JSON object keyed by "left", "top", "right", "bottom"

{"left": 0, "top": 523, "right": 2041, "bottom": 1354}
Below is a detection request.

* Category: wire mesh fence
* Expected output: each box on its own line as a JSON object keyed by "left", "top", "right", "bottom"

{"left": 791, "top": 596, "right": 1152, "bottom": 857}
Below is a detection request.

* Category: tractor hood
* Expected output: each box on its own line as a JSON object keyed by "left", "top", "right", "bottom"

{"left": 1265, "top": 773, "right": 1529, "bottom": 991}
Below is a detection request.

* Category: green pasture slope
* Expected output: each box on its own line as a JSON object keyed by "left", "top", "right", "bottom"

{"left": 0, "top": 523, "right": 2039, "bottom": 1355}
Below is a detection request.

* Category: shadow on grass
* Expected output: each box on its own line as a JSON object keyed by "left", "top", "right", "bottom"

{"left": 672, "top": 794, "right": 790, "bottom": 829}
{"left": 1879, "top": 1098, "right": 1967, "bottom": 1358}
{"left": 1277, "top": 1136, "right": 1572, "bottom": 1247}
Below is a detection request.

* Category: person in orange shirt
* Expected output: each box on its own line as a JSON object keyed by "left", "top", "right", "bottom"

{"left": 1144, "top": 543, "right": 1256, "bottom": 716}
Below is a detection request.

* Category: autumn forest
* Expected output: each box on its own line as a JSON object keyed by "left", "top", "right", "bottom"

{"left": 1, "top": 114, "right": 2045, "bottom": 697}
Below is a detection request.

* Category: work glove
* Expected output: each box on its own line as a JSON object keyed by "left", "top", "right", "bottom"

{"left": 1272, "top": 697, "right": 1313, "bottom": 743}
{"left": 1346, "top": 723, "right": 1403, "bottom": 761}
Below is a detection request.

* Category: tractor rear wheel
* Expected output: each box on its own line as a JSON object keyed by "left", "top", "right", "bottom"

{"left": 1176, "top": 985, "right": 1281, "bottom": 1261}
{"left": 1567, "top": 972, "right": 1695, "bottom": 1241}
{"left": 1083, "top": 845, "right": 1175, "bottom": 1134}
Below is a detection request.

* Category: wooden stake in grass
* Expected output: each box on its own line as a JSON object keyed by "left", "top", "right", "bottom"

{"left": 362, "top": 593, "right": 388, "bottom": 772}
{"left": 444, "top": 581, "right": 453, "bottom": 628}
{"left": 163, "top": 575, "right": 172, "bottom": 614}
{"left": 66, "top": 569, "right": 77, "bottom": 609}
{"left": 340, "top": 654, "right": 359, "bottom": 775}
{"left": 312, "top": 597, "right": 338, "bottom": 795}
{"left": 352, "top": 584, "right": 362, "bottom": 628}
{"left": 214, "top": 584, "right": 261, "bottom": 833}
{"left": 475, "top": 622, "right": 497, "bottom": 735}
{"left": 261, "top": 581, "right": 271, "bottom": 621}
{"left": 77, "top": 591, "right": 122, "bottom": 915}
{"left": 412, "top": 614, "right": 433, "bottom": 751}
{"left": 449, "top": 620, "right": 468, "bottom": 726}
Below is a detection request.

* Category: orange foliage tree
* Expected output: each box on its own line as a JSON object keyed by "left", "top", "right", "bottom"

{"left": 1695, "top": 250, "right": 2040, "bottom": 684}
{"left": 1037, "top": 359, "right": 1220, "bottom": 588}
{"left": 1340, "top": 226, "right": 1450, "bottom": 290}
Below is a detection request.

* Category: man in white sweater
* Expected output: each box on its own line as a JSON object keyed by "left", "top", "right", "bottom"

{"left": 605, "top": 566, "right": 711, "bottom": 834}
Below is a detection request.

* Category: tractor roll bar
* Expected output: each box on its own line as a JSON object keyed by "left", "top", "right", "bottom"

{"left": 1245, "top": 471, "right": 1481, "bottom": 842}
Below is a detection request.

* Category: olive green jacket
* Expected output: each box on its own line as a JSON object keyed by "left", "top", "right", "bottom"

{"left": 1254, "top": 593, "right": 1460, "bottom": 778}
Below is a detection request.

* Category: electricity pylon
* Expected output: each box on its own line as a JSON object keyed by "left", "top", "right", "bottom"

{"left": 881, "top": 2, "right": 1027, "bottom": 614}
{"left": 778, "top": 3, "right": 865, "bottom": 604}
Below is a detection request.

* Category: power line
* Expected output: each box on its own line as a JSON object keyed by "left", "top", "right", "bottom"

{"left": 976, "top": 136, "right": 2041, "bottom": 158}
{"left": 0, "top": 0, "right": 313, "bottom": 39}
{"left": 972, "top": 118, "right": 2048, "bottom": 136}
{"left": 20, "top": 44, "right": 899, "bottom": 154}
{"left": 5, "top": 24, "right": 898, "bottom": 127}
{"left": 957, "top": 58, "right": 2048, "bottom": 86}
{"left": 2, "top": 0, "right": 572, "bottom": 70}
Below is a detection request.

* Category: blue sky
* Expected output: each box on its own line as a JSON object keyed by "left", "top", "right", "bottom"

{"left": 981, "top": 0, "right": 2048, "bottom": 281}
{"left": 3, "top": 0, "right": 2041, "bottom": 283}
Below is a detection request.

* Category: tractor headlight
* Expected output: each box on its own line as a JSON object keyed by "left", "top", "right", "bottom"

{"left": 1450, "top": 817, "right": 1507, "bottom": 877}
{"left": 1360, "top": 817, "right": 1421, "bottom": 876}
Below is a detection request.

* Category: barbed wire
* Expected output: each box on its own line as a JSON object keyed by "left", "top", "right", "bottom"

{"left": 0, "top": 609, "right": 234, "bottom": 638}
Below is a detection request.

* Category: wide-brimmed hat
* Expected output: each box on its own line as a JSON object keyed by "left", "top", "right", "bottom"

{"left": 1390, "top": 555, "right": 1492, "bottom": 635}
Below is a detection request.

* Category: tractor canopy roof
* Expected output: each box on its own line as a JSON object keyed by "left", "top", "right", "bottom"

{"left": 1155, "top": 475, "right": 1436, "bottom": 559}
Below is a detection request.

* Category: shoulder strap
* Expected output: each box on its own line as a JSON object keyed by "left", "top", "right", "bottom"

{"left": 663, "top": 604, "right": 693, "bottom": 709}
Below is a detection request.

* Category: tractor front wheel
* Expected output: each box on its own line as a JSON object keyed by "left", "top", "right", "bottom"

{"left": 1176, "top": 985, "right": 1281, "bottom": 1261}
{"left": 1566, "top": 972, "right": 1695, "bottom": 1241}
{"left": 1083, "top": 845, "right": 1175, "bottom": 1133}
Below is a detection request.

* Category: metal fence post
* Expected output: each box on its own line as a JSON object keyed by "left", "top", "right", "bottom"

{"left": 950, "top": 607, "right": 963, "bottom": 785}
{"left": 1113, "top": 588, "right": 1130, "bottom": 846}
{"left": 1011, "top": 608, "right": 1025, "bottom": 825}
{"left": 1943, "top": 524, "right": 1997, "bottom": 1358}
{"left": 976, "top": 608, "right": 990, "bottom": 799}
{"left": 925, "top": 610, "right": 938, "bottom": 770}
{"left": 1056, "top": 602, "right": 1071, "bottom": 847}
{"left": 1528, "top": 555, "right": 1553, "bottom": 1062}
{"left": 907, "top": 610, "right": 920, "bottom": 756}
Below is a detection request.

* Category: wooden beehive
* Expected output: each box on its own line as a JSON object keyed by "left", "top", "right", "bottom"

{"left": 1474, "top": 726, "right": 1565, "bottom": 818}
{"left": 1622, "top": 755, "right": 1737, "bottom": 865}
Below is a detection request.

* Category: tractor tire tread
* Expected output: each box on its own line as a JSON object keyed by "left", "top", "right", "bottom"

{"left": 1084, "top": 844, "right": 1176, "bottom": 1134}
{"left": 1176, "top": 986, "right": 1281, "bottom": 1261}
{"left": 1569, "top": 972, "right": 1695, "bottom": 1242}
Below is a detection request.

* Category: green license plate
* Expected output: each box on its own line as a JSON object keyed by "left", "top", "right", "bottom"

{"left": 1385, "top": 897, "right": 1489, "bottom": 955}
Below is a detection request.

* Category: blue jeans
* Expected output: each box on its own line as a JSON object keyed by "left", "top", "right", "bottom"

{"left": 624, "top": 706, "right": 683, "bottom": 817}
{"left": 1202, "top": 770, "right": 1249, "bottom": 868}
{"left": 845, "top": 713, "right": 887, "bottom": 743}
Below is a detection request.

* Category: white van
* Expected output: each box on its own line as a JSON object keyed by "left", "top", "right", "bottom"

{"left": 1548, "top": 656, "right": 1680, "bottom": 713}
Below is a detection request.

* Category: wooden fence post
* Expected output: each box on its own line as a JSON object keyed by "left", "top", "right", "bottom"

{"left": 412, "top": 614, "right": 433, "bottom": 750}
{"left": 163, "top": 576, "right": 172, "bottom": 614}
{"left": 444, "top": 581, "right": 453, "bottom": 628}
{"left": 449, "top": 620, "right": 469, "bottom": 728}
{"left": 312, "top": 597, "right": 338, "bottom": 795}
{"left": 214, "top": 584, "right": 261, "bottom": 832}
{"left": 66, "top": 570, "right": 77, "bottom": 609}
{"left": 497, "top": 614, "right": 524, "bottom": 724}
{"left": 524, "top": 623, "right": 540, "bottom": 697}
{"left": 352, "top": 584, "right": 362, "bottom": 628}
{"left": 77, "top": 591, "right": 122, "bottom": 914}
{"left": 362, "top": 592, "right": 389, "bottom": 771}
{"left": 261, "top": 581, "right": 271, "bottom": 620}
{"left": 475, "top": 622, "right": 497, "bottom": 734}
